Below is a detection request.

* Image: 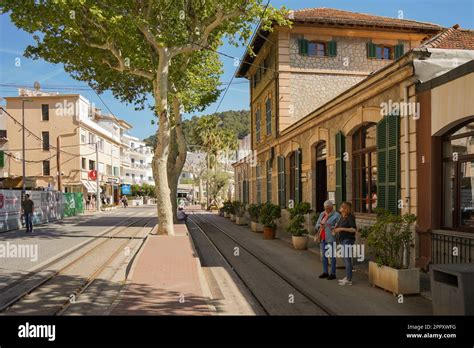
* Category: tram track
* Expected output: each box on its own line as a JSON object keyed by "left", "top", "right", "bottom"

{"left": 188, "top": 212, "right": 335, "bottom": 316}
{"left": 0, "top": 214, "right": 154, "bottom": 315}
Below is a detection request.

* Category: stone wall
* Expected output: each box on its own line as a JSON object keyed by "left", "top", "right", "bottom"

{"left": 290, "top": 73, "right": 365, "bottom": 120}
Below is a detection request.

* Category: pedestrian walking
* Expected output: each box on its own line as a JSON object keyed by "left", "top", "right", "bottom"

{"left": 21, "top": 194, "right": 34, "bottom": 233}
{"left": 121, "top": 195, "right": 128, "bottom": 208}
{"left": 314, "top": 200, "right": 340, "bottom": 280}
{"left": 334, "top": 201, "right": 357, "bottom": 286}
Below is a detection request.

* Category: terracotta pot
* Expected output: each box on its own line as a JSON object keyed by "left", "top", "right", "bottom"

{"left": 292, "top": 235, "right": 308, "bottom": 250}
{"left": 263, "top": 227, "right": 276, "bottom": 240}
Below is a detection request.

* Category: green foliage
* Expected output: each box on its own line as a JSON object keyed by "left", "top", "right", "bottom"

{"left": 259, "top": 202, "right": 281, "bottom": 229}
{"left": 359, "top": 209, "right": 417, "bottom": 269}
{"left": 247, "top": 203, "right": 262, "bottom": 222}
{"left": 222, "top": 201, "right": 233, "bottom": 214}
{"left": 130, "top": 183, "right": 156, "bottom": 197}
{"left": 145, "top": 110, "right": 250, "bottom": 148}
{"left": 232, "top": 201, "right": 245, "bottom": 217}
{"left": 287, "top": 202, "right": 311, "bottom": 236}
{"left": 205, "top": 171, "right": 231, "bottom": 202}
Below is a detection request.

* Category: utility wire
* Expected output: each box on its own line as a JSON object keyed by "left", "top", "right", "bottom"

{"left": 0, "top": 106, "right": 76, "bottom": 156}
{"left": 214, "top": 0, "right": 271, "bottom": 113}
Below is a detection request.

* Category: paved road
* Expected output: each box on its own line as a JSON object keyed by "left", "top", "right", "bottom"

{"left": 0, "top": 206, "right": 156, "bottom": 315}
{"left": 188, "top": 211, "right": 433, "bottom": 316}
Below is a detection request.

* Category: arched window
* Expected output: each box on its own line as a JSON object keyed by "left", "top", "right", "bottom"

{"left": 352, "top": 123, "right": 377, "bottom": 213}
{"left": 442, "top": 120, "right": 474, "bottom": 231}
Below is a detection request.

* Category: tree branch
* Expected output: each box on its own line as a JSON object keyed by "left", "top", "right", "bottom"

{"left": 88, "top": 41, "right": 154, "bottom": 80}
{"left": 171, "top": 6, "right": 247, "bottom": 56}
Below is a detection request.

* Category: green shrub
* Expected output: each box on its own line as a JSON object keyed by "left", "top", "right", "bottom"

{"left": 232, "top": 201, "right": 245, "bottom": 217}
{"left": 248, "top": 203, "right": 262, "bottom": 222}
{"left": 222, "top": 201, "right": 233, "bottom": 214}
{"left": 287, "top": 202, "right": 311, "bottom": 236}
{"left": 259, "top": 202, "right": 281, "bottom": 229}
{"left": 359, "top": 209, "right": 416, "bottom": 269}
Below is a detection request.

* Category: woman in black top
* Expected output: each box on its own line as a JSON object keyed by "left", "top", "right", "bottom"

{"left": 334, "top": 201, "right": 357, "bottom": 285}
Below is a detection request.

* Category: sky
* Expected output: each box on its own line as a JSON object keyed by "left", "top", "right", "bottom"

{"left": 0, "top": 0, "right": 473, "bottom": 140}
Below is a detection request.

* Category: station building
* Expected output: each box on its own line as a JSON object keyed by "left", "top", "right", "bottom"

{"left": 233, "top": 8, "right": 474, "bottom": 268}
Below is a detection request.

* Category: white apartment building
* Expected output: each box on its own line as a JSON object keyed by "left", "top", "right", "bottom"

{"left": 120, "top": 134, "right": 154, "bottom": 186}
{"left": 0, "top": 88, "right": 153, "bottom": 204}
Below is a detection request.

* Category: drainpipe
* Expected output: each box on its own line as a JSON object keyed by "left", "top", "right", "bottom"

{"left": 403, "top": 84, "right": 411, "bottom": 269}
{"left": 404, "top": 85, "right": 411, "bottom": 213}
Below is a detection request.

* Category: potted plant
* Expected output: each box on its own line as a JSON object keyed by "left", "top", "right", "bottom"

{"left": 218, "top": 207, "right": 224, "bottom": 217}
{"left": 229, "top": 201, "right": 236, "bottom": 221}
{"left": 248, "top": 203, "right": 263, "bottom": 232}
{"left": 360, "top": 209, "right": 418, "bottom": 295}
{"left": 259, "top": 202, "right": 281, "bottom": 240}
{"left": 287, "top": 202, "right": 311, "bottom": 250}
{"left": 234, "top": 201, "right": 247, "bottom": 225}
{"left": 222, "top": 201, "right": 232, "bottom": 218}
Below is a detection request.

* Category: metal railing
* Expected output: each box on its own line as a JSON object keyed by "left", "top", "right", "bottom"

{"left": 431, "top": 231, "right": 473, "bottom": 264}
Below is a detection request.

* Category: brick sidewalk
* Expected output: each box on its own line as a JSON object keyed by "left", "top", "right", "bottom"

{"left": 112, "top": 224, "right": 213, "bottom": 315}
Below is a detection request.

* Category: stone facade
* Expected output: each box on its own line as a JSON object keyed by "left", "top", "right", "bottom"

{"left": 290, "top": 73, "right": 365, "bottom": 120}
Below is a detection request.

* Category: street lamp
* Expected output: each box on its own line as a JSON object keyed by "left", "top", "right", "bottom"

{"left": 21, "top": 99, "right": 33, "bottom": 197}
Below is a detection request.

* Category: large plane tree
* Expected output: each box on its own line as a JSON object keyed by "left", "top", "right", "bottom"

{"left": 2, "top": 0, "right": 288, "bottom": 235}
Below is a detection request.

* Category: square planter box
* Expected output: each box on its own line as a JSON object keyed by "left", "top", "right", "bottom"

{"left": 230, "top": 214, "right": 236, "bottom": 222}
{"left": 235, "top": 216, "right": 247, "bottom": 225}
{"left": 250, "top": 221, "right": 264, "bottom": 233}
{"left": 224, "top": 212, "right": 230, "bottom": 218}
{"left": 369, "top": 261, "right": 420, "bottom": 295}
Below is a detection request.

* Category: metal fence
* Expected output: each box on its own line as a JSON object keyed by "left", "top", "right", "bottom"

{"left": 0, "top": 190, "right": 84, "bottom": 232}
{"left": 431, "top": 231, "right": 473, "bottom": 264}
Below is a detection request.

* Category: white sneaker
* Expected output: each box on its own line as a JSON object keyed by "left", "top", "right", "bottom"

{"left": 338, "top": 278, "right": 352, "bottom": 286}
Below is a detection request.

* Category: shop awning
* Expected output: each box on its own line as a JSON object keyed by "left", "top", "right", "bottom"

{"left": 81, "top": 180, "right": 98, "bottom": 193}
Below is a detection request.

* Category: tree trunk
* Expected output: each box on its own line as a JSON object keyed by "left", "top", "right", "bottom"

{"left": 167, "top": 97, "right": 187, "bottom": 223}
{"left": 152, "top": 54, "right": 174, "bottom": 235}
{"left": 198, "top": 177, "right": 204, "bottom": 204}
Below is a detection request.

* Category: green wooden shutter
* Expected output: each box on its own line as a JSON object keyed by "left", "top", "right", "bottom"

{"left": 0, "top": 150, "right": 4, "bottom": 167}
{"left": 256, "top": 166, "right": 262, "bottom": 204}
{"left": 377, "top": 117, "right": 387, "bottom": 211}
{"left": 294, "top": 149, "right": 302, "bottom": 204}
{"left": 367, "top": 42, "right": 376, "bottom": 58}
{"left": 377, "top": 116, "right": 400, "bottom": 214}
{"left": 387, "top": 115, "right": 400, "bottom": 214}
{"left": 266, "top": 160, "right": 272, "bottom": 203}
{"left": 298, "top": 38, "right": 308, "bottom": 55}
{"left": 394, "top": 44, "right": 404, "bottom": 59}
{"left": 277, "top": 156, "right": 286, "bottom": 207}
{"left": 335, "top": 132, "right": 346, "bottom": 207}
{"left": 327, "top": 40, "right": 337, "bottom": 57}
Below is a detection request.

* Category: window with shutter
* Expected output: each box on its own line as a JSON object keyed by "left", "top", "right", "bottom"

{"left": 394, "top": 44, "right": 404, "bottom": 59}
{"left": 266, "top": 160, "right": 272, "bottom": 203}
{"left": 367, "top": 42, "right": 376, "bottom": 58}
{"left": 335, "top": 131, "right": 346, "bottom": 207}
{"left": 298, "top": 38, "right": 308, "bottom": 55}
{"left": 277, "top": 156, "right": 286, "bottom": 207}
{"left": 255, "top": 108, "right": 261, "bottom": 143}
{"left": 265, "top": 97, "right": 272, "bottom": 135}
{"left": 256, "top": 165, "right": 262, "bottom": 204}
{"left": 377, "top": 116, "right": 400, "bottom": 214}
{"left": 294, "top": 149, "right": 302, "bottom": 204}
{"left": 327, "top": 40, "right": 337, "bottom": 57}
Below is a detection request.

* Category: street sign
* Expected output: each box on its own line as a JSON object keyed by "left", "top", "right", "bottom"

{"left": 121, "top": 185, "right": 131, "bottom": 195}
{"left": 88, "top": 170, "right": 97, "bottom": 181}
